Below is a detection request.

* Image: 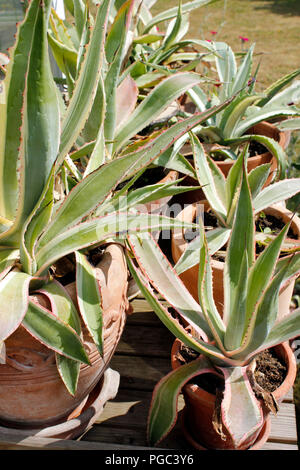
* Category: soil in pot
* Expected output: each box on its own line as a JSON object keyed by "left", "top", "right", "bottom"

{"left": 255, "top": 211, "right": 298, "bottom": 256}
{"left": 175, "top": 345, "right": 287, "bottom": 395}
{"left": 131, "top": 166, "right": 170, "bottom": 190}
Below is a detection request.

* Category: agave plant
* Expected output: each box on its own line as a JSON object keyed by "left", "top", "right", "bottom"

{"left": 47, "top": 0, "right": 221, "bottom": 182}
{"left": 0, "top": 0, "right": 234, "bottom": 394}
{"left": 126, "top": 157, "right": 300, "bottom": 449}
{"left": 174, "top": 133, "right": 300, "bottom": 276}
{"left": 126, "top": 0, "right": 219, "bottom": 90}
{"left": 173, "top": 41, "right": 300, "bottom": 175}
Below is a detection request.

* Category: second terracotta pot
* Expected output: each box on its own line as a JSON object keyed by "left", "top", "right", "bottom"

{"left": 171, "top": 339, "right": 297, "bottom": 450}
{"left": 179, "top": 121, "right": 289, "bottom": 204}
{"left": 171, "top": 202, "right": 300, "bottom": 319}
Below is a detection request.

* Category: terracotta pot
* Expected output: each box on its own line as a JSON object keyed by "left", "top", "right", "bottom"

{"left": 171, "top": 339, "right": 297, "bottom": 450}
{"left": 181, "top": 410, "right": 271, "bottom": 451}
{"left": 0, "top": 368, "right": 120, "bottom": 440}
{"left": 171, "top": 202, "right": 300, "bottom": 318}
{"left": 0, "top": 243, "right": 129, "bottom": 429}
{"left": 179, "top": 121, "right": 289, "bottom": 204}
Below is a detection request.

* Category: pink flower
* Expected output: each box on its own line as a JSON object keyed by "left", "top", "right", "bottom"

{"left": 210, "top": 30, "right": 217, "bottom": 35}
{"left": 239, "top": 36, "right": 249, "bottom": 42}
{"left": 247, "top": 77, "right": 256, "bottom": 86}
{"left": 206, "top": 39, "right": 212, "bottom": 42}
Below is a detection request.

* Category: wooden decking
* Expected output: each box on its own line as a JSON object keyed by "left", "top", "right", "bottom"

{"left": 0, "top": 296, "right": 298, "bottom": 450}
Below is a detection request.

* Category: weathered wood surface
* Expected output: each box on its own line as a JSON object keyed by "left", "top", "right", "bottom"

{"left": 0, "top": 296, "right": 298, "bottom": 451}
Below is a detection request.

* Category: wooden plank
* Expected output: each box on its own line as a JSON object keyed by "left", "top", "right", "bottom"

{"left": 260, "top": 441, "right": 299, "bottom": 451}
{"left": 110, "top": 354, "right": 172, "bottom": 391}
{"left": 268, "top": 402, "right": 298, "bottom": 444}
{"left": 0, "top": 431, "right": 154, "bottom": 450}
{"left": 117, "top": 324, "right": 174, "bottom": 358}
{"left": 128, "top": 299, "right": 169, "bottom": 326}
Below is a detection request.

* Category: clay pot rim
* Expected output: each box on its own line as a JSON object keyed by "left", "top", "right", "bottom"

{"left": 171, "top": 337, "right": 297, "bottom": 404}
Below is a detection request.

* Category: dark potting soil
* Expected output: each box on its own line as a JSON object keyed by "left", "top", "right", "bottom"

{"left": 176, "top": 345, "right": 286, "bottom": 395}
{"left": 249, "top": 141, "right": 268, "bottom": 158}
{"left": 254, "top": 349, "right": 287, "bottom": 392}
{"left": 115, "top": 166, "right": 168, "bottom": 191}
{"left": 183, "top": 209, "right": 219, "bottom": 243}
{"left": 131, "top": 166, "right": 169, "bottom": 190}
{"left": 255, "top": 212, "right": 297, "bottom": 255}
{"left": 256, "top": 212, "right": 297, "bottom": 239}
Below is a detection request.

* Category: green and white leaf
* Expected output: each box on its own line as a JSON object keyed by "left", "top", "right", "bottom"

{"left": 75, "top": 251, "right": 103, "bottom": 355}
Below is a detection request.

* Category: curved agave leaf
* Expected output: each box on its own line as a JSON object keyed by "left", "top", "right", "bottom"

{"left": 253, "top": 178, "right": 300, "bottom": 213}
{"left": 113, "top": 72, "right": 204, "bottom": 153}
{"left": 153, "top": 147, "right": 196, "bottom": 179}
{"left": 212, "top": 41, "right": 237, "bottom": 102}
{"left": 256, "top": 68, "right": 300, "bottom": 107}
{"left": 75, "top": 251, "right": 103, "bottom": 355}
{"left": 230, "top": 222, "right": 291, "bottom": 358}
{"left": 37, "top": 279, "right": 82, "bottom": 395}
{"left": 174, "top": 227, "right": 231, "bottom": 275}
{"left": 217, "top": 365, "right": 264, "bottom": 449}
{"left": 106, "top": 179, "right": 199, "bottom": 213}
{"left": 258, "top": 307, "right": 300, "bottom": 353}
{"left": 34, "top": 212, "right": 198, "bottom": 276}
{"left": 235, "top": 107, "right": 300, "bottom": 138}
{"left": 143, "top": 0, "right": 217, "bottom": 34}
{"left": 37, "top": 280, "right": 81, "bottom": 333}
{"left": 38, "top": 96, "right": 235, "bottom": 251}
{"left": 220, "top": 94, "right": 263, "bottom": 139}
{"left": 0, "top": 270, "right": 32, "bottom": 341}
{"left": 126, "top": 253, "right": 228, "bottom": 363}
{"left": 276, "top": 117, "right": 300, "bottom": 131}
{"left": 0, "top": 0, "right": 44, "bottom": 219}
{"left": 232, "top": 257, "right": 299, "bottom": 361}
{"left": 57, "top": 0, "right": 112, "bottom": 166}
{"left": 248, "top": 163, "right": 271, "bottom": 200}
{"left": 191, "top": 133, "right": 227, "bottom": 223}
{"left": 231, "top": 44, "right": 255, "bottom": 95}
{"left": 0, "top": 0, "right": 60, "bottom": 231}
{"left": 128, "top": 233, "right": 214, "bottom": 340}
{"left": 148, "top": 355, "right": 217, "bottom": 446}
{"left": 0, "top": 249, "right": 19, "bottom": 281}
{"left": 47, "top": 31, "right": 77, "bottom": 80}
{"left": 223, "top": 165, "right": 255, "bottom": 329}
{"left": 104, "top": 0, "right": 134, "bottom": 155}
{"left": 23, "top": 298, "right": 90, "bottom": 365}
{"left": 228, "top": 134, "right": 287, "bottom": 180}
{"left": 197, "top": 215, "right": 226, "bottom": 349}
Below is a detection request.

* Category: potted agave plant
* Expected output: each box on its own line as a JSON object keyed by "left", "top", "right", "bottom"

{"left": 171, "top": 134, "right": 300, "bottom": 317}
{"left": 174, "top": 41, "right": 300, "bottom": 185}
{"left": 0, "top": 0, "right": 235, "bottom": 436}
{"left": 48, "top": 0, "right": 217, "bottom": 216}
{"left": 126, "top": 159, "right": 300, "bottom": 450}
